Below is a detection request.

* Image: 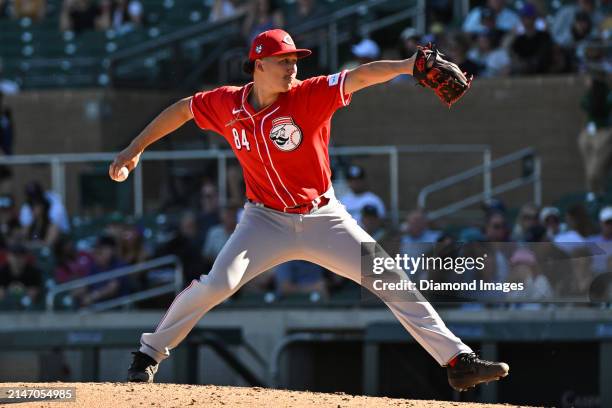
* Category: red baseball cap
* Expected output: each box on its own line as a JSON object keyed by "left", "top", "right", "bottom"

{"left": 248, "top": 29, "right": 312, "bottom": 61}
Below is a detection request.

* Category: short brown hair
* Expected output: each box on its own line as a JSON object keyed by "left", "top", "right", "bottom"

{"left": 243, "top": 59, "right": 255, "bottom": 75}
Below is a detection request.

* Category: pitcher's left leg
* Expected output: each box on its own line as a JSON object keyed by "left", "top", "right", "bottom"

{"left": 302, "top": 201, "right": 471, "bottom": 366}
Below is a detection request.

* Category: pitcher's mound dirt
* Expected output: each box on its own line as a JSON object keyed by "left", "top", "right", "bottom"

{"left": 1, "top": 382, "right": 538, "bottom": 407}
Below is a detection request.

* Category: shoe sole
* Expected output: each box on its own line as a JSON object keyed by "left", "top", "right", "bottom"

{"left": 451, "top": 363, "right": 510, "bottom": 392}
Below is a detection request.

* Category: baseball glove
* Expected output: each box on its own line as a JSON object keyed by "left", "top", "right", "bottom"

{"left": 413, "top": 43, "right": 473, "bottom": 108}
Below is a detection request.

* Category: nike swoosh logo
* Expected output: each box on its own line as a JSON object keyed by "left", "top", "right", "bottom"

{"left": 232, "top": 108, "right": 242, "bottom": 115}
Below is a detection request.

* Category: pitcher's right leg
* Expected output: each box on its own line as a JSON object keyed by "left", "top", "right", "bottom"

{"left": 137, "top": 204, "right": 295, "bottom": 364}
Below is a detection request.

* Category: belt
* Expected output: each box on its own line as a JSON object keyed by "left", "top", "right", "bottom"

{"left": 248, "top": 195, "right": 331, "bottom": 214}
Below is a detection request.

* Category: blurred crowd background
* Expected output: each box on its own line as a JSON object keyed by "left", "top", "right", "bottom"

{"left": 0, "top": 0, "right": 610, "bottom": 312}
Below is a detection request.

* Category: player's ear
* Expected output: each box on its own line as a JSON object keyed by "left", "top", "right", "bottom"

{"left": 255, "top": 59, "right": 265, "bottom": 73}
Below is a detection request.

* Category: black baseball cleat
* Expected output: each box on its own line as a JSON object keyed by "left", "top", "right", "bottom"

{"left": 127, "top": 351, "right": 159, "bottom": 383}
{"left": 447, "top": 352, "right": 509, "bottom": 392}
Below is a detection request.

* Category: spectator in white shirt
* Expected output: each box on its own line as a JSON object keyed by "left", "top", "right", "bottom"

{"left": 19, "top": 181, "right": 70, "bottom": 233}
{"left": 339, "top": 165, "right": 385, "bottom": 225}
{"left": 462, "top": 0, "right": 520, "bottom": 34}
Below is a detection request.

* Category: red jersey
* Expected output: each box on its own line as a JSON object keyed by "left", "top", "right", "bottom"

{"left": 190, "top": 70, "right": 352, "bottom": 210}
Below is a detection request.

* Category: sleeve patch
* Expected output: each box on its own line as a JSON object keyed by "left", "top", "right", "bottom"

{"left": 328, "top": 73, "right": 340, "bottom": 87}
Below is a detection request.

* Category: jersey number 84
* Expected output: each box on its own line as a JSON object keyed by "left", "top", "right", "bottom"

{"left": 232, "top": 128, "right": 251, "bottom": 151}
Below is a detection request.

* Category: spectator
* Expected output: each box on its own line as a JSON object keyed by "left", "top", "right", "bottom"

{"left": 362, "top": 205, "right": 386, "bottom": 241}
{"left": 391, "top": 27, "right": 421, "bottom": 83}
{"left": 119, "top": 225, "right": 148, "bottom": 265}
{"left": 95, "top": 0, "right": 112, "bottom": 30}
{"left": 554, "top": 203, "right": 594, "bottom": 252}
{"left": 242, "top": 0, "right": 283, "bottom": 45}
{"left": 53, "top": 234, "right": 93, "bottom": 284}
{"left": 462, "top": 0, "right": 521, "bottom": 34}
{"left": 399, "top": 27, "right": 420, "bottom": 59}
{"left": 0, "top": 60, "right": 20, "bottom": 95}
{"left": 20, "top": 181, "right": 70, "bottom": 234}
{"left": 111, "top": 0, "right": 143, "bottom": 34}
{"left": 539, "top": 206, "right": 563, "bottom": 240}
{"left": 339, "top": 165, "right": 385, "bottom": 225}
{"left": 448, "top": 33, "right": 481, "bottom": 77}
{"left": 0, "top": 244, "right": 43, "bottom": 305}
{"left": 13, "top": 0, "right": 46, "bottom": 21}
{"left": 525, "top": 224, "right": 573, "bottom": 295}
{"left": 587, "top": 206, "right": 612, "bottom": 274}
{"left": 400, "top": 209, "right": 440, "bottom": 279}
{"left": 202, "top": 205, "right": 238, "bottom": 264}
{"left": 507, "top": 247, "right": 553, "bottom": 302}
{"left": 155, "top": 211, "right": 206, "bottom": 283}
{"left": 209, "top": 0, "right": 238, "bottom": 23}
{"left": 198, "top": 180, "right": 221, "bottom": 248}
{"left": 284, "top": 0, "right": 326, "bottom": 28}
{"left": 557, "top": 246, "right": 594, "bottom": 297}
{"left": 0, "top": 91, "right": 15, "bottom": 155}
{"left": 468, "top": 29, "right": 511, "bottom": 77}
{"left": 511, "top": 202, "right": 540, "bottom": 241}
{"left": 485, "top": 211, "right": 510, "bottom": 242}
{"left": 274, "top": 261, "right": 327, "bottom": 298}
{"left": 483, "top": 210, "right": 513, "bottom": 283}
{"left": 24, "top": 194, "right": 60, "bottom": 248}
{"left": 342, "top": 37, "right": 381, "bottom": 70}
{"left": 60, "top": 0, "right": 99, "bottom": 33}
{"left": 577, "top": 76, "right": 612, "bottom": 196}
{"left": 400, "top": 209, "right": 440, "bottom": 247}
{"left": 79, "top": 235, "right": 126, "bottom": 307}
{"left": 0, "top": 195, "right": 21, "bottom": 249}
{"left": 551, "top": 0, "right": 603, "bottom": 48}
{"left": 510, "top": 3, "right": 554, "bottom": 75}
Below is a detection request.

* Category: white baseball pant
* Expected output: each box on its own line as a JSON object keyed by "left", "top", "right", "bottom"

{"left": 139, "top": 189, "right": 472, "bottom": 366}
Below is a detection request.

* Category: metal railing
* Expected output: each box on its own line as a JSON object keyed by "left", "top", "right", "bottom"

{"left": 418, "top": 147, "right": 542, "bottom": 220}
{"left": 45, "top": 255, "right": 183, "bottom": 313}
{"left": 0, "top": 145, "right": 491, "bottom": 226}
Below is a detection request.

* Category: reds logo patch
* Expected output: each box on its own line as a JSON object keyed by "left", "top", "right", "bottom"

{"left": 282, "top": 35, "right": 294, "bottom": 45}
{"left": 269, "top": 117, "right": 302, "bottom": 151}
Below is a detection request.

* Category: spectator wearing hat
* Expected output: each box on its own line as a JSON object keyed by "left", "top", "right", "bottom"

{"left": 392, "top": 28, "right": 421, "bottom": 83}
{"left": 462, "top": 0, "right": 520, "bottom": 34}
{"left": 587, "top": 206, "right": 612, "bottom": 274}
{"left": 539, "top": 206, "right": 564, "bottom": 240}
{"left": 398, "top": 27, "right": 420, "bottom": 59}
{"left": 339, "top": 165, "right": 385, "bottom": 226}
{"left": 341, "top": 37, "right": 382, "bottom": 71}
{"left": 209, "top": 0, "right": 239, "bottom": 23}
{"left": 510, "top": 3, "right": 554, "bottom": 75}
{"left": 0, "top": 244, "right": 43, "bottom": 305}
{"left": 19, "top": 181, "right": 70, "bottom": 234}
{"left": 362, "top": 204, "right": 399, "bottom": 254}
